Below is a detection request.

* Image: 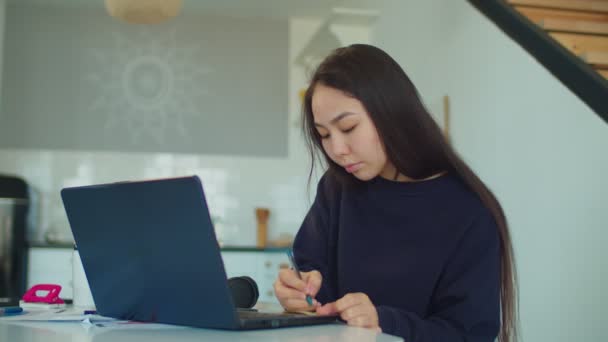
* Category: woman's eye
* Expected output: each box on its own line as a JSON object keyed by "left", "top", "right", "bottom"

{"left": 317, "top": 131, "right": 330, "bottom": 139}
{"left": 342, "top": 125, "right": 357, "bottom": 133}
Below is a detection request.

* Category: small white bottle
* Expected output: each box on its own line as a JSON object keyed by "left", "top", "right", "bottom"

{"left": 72, "top": 245, "right": 95, "bottom": 309}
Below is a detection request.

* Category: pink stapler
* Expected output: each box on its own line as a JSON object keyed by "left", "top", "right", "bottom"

{"left": 20, "top": 284, "right": 66, "bottom": 309}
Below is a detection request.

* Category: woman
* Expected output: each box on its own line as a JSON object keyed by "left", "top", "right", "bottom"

{"left": 273, "top": 44, "right": 518, "bottom": 342}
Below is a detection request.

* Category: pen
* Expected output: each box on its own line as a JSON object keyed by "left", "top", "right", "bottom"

{"left": 286, "top": 249, "right": 314, "bottom": 306}
{"left": 0, "top": 306, "right": 23, "bottom": 316}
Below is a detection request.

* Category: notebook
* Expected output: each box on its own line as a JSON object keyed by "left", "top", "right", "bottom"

{"left": 60, "top": 176, "right": 336, "bottom": 330}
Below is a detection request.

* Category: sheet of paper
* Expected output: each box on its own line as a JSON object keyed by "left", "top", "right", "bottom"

{"left": 0, "top": 308, "right": 185, "bottom": 331}
{"left": 0, "top": 308, "right": 118, "bottom": 323}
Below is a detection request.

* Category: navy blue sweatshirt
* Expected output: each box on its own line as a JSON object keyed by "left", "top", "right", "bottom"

{"left": 293, "top": 172, "right": 501, "bottom": 341}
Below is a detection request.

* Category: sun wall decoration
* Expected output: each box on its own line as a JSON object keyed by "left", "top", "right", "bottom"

{"left": 85, "top": 29, "right": 213, "bottom": 145}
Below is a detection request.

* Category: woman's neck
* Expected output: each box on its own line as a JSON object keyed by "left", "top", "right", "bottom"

{"left": 379, "top": 162, "right": 446, "bottom": 183}
{"left": 394, "top": 172, "right": 445, "bottom": 182}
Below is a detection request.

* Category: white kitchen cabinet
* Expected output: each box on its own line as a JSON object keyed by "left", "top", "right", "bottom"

{"left": 220, "top": 250, "right": 289, "bottom": 304}
{"left": 256, "top": 252, "right": 290, "bottom": 303}
{"left": 219, "top": 251, "right": 259, "bottom": 279}
{"left": 27, "top": 247, "right": 73, "bottom": 299}
{"left": 27, "top": 247, "right": 288, "bottom": 304}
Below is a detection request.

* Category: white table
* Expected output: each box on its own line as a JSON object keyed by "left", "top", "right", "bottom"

{"left": 0, "top": 303, "right": 403, "bottom": 342}
{"left": 0, "top": 321, "right": 402, "bottom": 342}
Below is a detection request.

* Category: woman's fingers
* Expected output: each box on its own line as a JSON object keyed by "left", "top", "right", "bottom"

{"left": 334, "top": 292, "right": 366, "bottom": 311}
{"left": 317, "top": 293, "right": 360, "bottom": 316}
{"left": 275, "top": 269, "right": 324, "bottom": 311}
{"left": 278, "top": 268, "right": 306, "bottom": 291}
{"left": 316, "top": 293, "right": 379, "bottom": 329}
{"left": 282, "top": 298, "right": 318, "bottom": 312}
{"left": 273, "top": 281, "right": 307, "bottom": 301}
{"left": 347, "top": 315, "right": 376, "bottom": 328}
{"left": 316, "top": 301, "right": 338, "bottom": 316}
{"left": 339, "top": 304, "right": 367, "bottom": 321}
{"left": 303, "top": 270, "right": 323, "bottom": 296}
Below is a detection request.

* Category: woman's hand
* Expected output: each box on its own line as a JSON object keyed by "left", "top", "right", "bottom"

{"left": 274, "top": 269, "right": 322, "bottom": 312}
{"left": 316, "top": 292, "right": 381, "bottom": 331}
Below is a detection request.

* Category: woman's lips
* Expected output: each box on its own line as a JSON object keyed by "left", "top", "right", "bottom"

{"left": 345, "top": 162, "right": 362, "bottom": 173}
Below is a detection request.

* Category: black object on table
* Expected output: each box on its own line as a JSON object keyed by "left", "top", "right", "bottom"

{"left": 0, "top": 174, "right": 29, "bottom": 303}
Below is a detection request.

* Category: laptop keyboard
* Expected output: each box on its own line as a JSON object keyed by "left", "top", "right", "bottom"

{"left": 238, "top": 310, "right": 303, "bottom": 320}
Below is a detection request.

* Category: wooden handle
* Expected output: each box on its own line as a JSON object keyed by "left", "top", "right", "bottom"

{"left": 256, "top": 208, "right": 270, "bottom": 224}
{"left": 256, "top": 207, "right": 270, "bottom": 248}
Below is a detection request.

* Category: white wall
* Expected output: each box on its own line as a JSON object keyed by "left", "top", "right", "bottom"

{"left": 0, "top": 0, "right": 5, "bottom": 106}
{"left": 373, "top": 1, "right": 608, "bottom": 341}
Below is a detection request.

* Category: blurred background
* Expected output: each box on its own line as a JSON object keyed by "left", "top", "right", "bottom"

{"left": 0, "top": 0, "right": 606, "bottom": 341}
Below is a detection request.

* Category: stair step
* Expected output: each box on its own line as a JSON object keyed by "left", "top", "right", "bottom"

{"left": 514, "top": 6, "right": 608, "bottom": 23}
{"left": 550, "top": 32, "right": 608, "bottom": 55}
{"left": 540, "top": 18, "right": 608, "bottom": 35}
{"left": 583, "top": 51, "right": 608, "bottom": 68}
{"left": 508, "top": 0, "right": 608, "bottom": 14}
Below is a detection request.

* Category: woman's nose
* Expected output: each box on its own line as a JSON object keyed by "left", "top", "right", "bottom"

{"left": 329, "top": 135, "right": 350, "bottom": 156}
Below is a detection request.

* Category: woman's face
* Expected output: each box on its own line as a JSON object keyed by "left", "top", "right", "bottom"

{"left": 311, "top": 83, "right": 397, "bottom": 181}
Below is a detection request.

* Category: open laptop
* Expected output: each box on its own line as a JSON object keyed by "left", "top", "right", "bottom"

{"left": 60, "top": 176, "right": 336, "bottom": 330}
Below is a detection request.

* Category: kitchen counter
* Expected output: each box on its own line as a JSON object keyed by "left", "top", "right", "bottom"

{"left": 28, "top": 242, "right": 290, "bottom": 253}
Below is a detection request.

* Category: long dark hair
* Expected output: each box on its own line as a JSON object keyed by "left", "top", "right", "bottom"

{"left": 302, "top": 44, "right": 518, "bottom": 342}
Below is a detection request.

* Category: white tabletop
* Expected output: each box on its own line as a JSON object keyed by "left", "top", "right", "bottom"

{"left": 0, "top": 303, "right": 403, "bottom": 342}
{"left": 0, "top": 320, "right": 402, "bottom": 342}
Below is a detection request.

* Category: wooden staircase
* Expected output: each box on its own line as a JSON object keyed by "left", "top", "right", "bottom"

{"left": 467, "top": 0, "right": 608, "bottom": 122}
{"left": 508, "top": 0, "right": 608, "bottom": 79}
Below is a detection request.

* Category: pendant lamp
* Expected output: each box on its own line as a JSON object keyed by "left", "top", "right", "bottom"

{"left": 105, "top": 0, "right": 183, "bottom": 24}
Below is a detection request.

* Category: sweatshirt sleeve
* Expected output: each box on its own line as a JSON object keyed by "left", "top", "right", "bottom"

{"left": 292, "top": 174, "right": 338, "bottom": 304}
{"left": 377, "top": 210, "right": 502, "bottom": 342}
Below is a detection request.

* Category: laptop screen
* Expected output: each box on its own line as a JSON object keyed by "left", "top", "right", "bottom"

{"left": 61, "top": 176, "right": 239, "bottom": 329}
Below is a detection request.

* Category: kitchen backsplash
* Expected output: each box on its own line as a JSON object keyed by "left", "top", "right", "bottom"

{"left": 0, "top": 147, "right": 323, "bottom": 247}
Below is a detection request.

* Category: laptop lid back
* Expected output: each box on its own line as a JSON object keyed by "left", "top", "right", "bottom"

{"left": 61, "top": 176, "right": 239, "bottom": 329}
